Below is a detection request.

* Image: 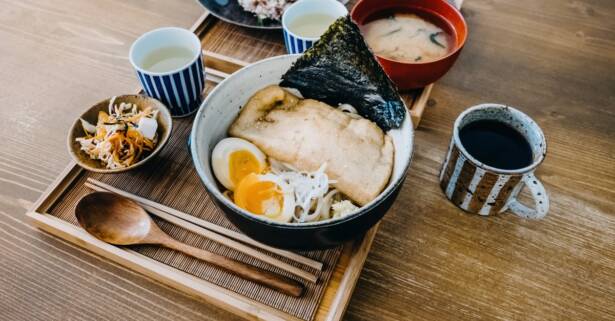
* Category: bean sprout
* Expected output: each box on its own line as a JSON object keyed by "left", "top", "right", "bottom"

{"left": 270, "top": 159, "right": 340, "bottom": 223}
{"left": 338, "top": 104, "right": 362, "bottom": 119}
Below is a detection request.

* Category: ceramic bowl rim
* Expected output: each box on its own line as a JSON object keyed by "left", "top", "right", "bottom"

{"left": 128, "top": 27, "right": 202, "bottom": 77}
{"left": 452, "top": 103, "right": 547, "bottom": 175}
{"left": 281, "top": 0, "right": 349, "bottom": 42}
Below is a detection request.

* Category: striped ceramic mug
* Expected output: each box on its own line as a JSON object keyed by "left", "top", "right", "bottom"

{"left": 282, "top": 0, "right": 348, "bottom": 54}
{"left": 439, "top": 104, "right": 549, "bottom": 219}
{"left": 129, "top": 27, "right": 205, "bottom": 117}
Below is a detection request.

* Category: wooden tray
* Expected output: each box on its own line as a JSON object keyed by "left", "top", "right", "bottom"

{"left": 27, "top": 2, "right": 463, "bottom": 320}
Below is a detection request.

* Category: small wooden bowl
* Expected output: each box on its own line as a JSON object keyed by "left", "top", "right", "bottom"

{"left": 68, "top": 95, "right": 172, "bottom": 173}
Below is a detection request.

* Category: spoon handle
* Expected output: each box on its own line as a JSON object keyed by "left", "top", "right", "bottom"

{"left": 162, "top": 238, "right": 304, "bottom": 297}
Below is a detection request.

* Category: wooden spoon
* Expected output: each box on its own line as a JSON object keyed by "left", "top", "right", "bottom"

{"left": 75, "top": 192, "right": 304, "bottom": 297}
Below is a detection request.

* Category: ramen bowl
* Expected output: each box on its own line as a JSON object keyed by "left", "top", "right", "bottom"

{"left": 351, "top": 0, "right": 468, "bottom": 90}
{"left": 190, "top": 55, "right": 414, "bottom": 250}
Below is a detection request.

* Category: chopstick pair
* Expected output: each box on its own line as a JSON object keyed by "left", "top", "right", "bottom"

{"left": 84, "top": 178, "right": 321, "bottom": 283}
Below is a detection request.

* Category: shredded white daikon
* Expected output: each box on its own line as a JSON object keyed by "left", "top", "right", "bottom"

{"left": 332, "top": 200, "right": 359, "bottom": 218}
{"left": 338, "top": 104, "right": 362, "bottom": 119}
{"left": 108, "top": 96, "right": 117, "bottom": 115}
{"left": 76, "top": 101, "right": 158, "bottom": 169}
{"left": 269, "top": 160, "right": 342, "bottom": 223}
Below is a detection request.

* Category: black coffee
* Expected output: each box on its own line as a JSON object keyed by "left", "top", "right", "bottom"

{"left": 459, "top": 120, "right": 533, "bottom": 170}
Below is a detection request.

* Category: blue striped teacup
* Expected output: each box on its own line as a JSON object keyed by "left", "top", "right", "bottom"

{"left": 282, "top": 0, "right": 348, "bottom": 54}
{"left": 130, "top": 27, "right": 204, "bottom": 117}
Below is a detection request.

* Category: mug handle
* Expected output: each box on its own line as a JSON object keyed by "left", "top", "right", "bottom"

{"left": 507, "top": 173, "right": 549, "bottom": 219}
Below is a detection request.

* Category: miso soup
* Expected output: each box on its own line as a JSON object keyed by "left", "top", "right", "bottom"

{"left": 360, "top": 13, "right": 453, "bottom": 63}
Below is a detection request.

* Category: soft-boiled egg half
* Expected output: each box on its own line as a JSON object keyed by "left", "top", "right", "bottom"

{"left": 211, "top": 138, "right": 267, "bottom": 191}
{"left": 211, "top": 138, "right": 295, "bottom": 223}
{"left": 234, "top": 173, "right": 295, "bottom": 223}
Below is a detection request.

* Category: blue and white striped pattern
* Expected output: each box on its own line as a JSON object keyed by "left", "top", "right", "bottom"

{"left": 136, "top": 53, "right": 204, "bottom": 117}
{"left": 283, "top": 29, "right": 315, "bottom": 54}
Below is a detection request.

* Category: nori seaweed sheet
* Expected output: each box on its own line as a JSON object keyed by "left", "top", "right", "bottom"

{"left": 280, "top": 15, "right": 405, "bottom": 131}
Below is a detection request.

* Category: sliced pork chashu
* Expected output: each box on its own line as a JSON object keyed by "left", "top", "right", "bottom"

{"left": 229, "top": 85, "right": 394, "bottom": 206}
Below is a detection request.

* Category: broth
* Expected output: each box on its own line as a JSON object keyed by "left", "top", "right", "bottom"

{"left": 289, "top": 13, "right": 338, "bottom": 38}
{"left": 360, "top": 13, "right": 453, "bottom": 63}
{"left": 141, "top": 46, "right": 194, "bottom": 73}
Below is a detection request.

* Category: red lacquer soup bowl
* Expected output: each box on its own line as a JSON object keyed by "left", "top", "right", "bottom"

{"left": 351, "top": 0, "right": 468, "bottom": 90}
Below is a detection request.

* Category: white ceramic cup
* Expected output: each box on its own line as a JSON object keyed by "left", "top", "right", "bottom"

{"left": 129, "top": 27, "right": 204, "bottom": 117}
{"left": 439, "top": 104, "right": 549, "bottom": 219}
{"left": 281, "top": 0, "right": 348, "bottom": 54}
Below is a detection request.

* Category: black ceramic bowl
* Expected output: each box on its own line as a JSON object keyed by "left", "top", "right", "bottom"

{"left": 190, "top": 55, "right": 414, "bottom": 250}
{"left": 197, "top": 0, "right": 282, "bottom": 29}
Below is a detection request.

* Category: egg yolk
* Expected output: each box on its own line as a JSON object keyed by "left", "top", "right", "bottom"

{"left": 234, "top": 174, "right": 284, "bottom": 217}
{"left": 229, "top": 150, "right": 263, "bottom": 187}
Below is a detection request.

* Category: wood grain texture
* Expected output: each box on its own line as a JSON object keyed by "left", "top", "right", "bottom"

{"left": 1, "top": 0, "right": 615, "bottom": 321}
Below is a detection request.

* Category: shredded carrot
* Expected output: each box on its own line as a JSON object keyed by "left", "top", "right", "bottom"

{"left": 75, "top": 102, "right": 159, "bottom": 169}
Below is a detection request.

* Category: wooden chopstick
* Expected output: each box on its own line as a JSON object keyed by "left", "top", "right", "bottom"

{"left": 86, "top": 179, "right": 322, "bottom": 271}
{"left": 202, "top": 65, "right": 234, "bottom": 84}
{"left": 84, "top": 182, "right": 317, "bottom": 283}
{"left": 85, "top": 181, "right": 320, "bottom": 283}
{"left": 204, "top": 67, "right": 230, "bottom": 84}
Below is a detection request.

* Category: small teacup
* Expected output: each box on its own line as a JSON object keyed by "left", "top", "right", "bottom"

{"left": 129, "top": 27, "right": 204, "bottom": 117}
{"left": 282, "top": 0, "right": 348, "bottom": 54}
{"left": 439, "top": 104, "right": 549, "bottom": 219}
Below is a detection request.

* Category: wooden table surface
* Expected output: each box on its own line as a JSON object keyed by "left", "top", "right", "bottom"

{"left": 1, "top": 0, "right": 614, "bottom": 320}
